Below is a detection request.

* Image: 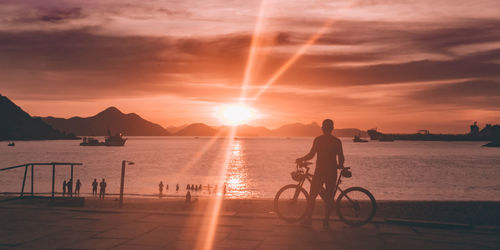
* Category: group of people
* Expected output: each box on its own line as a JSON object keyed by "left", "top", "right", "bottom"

{"left": 92, "top": 178, "right": 107, "bottom": 200}
{"left": 62, "top": 178, "right": 107, "bottom": 199}
{"left": 62, "top": 179, "right": 81, "bottom": 196}
{"left": 158, "top": 182, "right": 227, "bottom": 198}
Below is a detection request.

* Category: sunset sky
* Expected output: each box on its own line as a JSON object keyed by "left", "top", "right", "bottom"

{"left": 1, "top": 0, "right": 499, "bottom": 132}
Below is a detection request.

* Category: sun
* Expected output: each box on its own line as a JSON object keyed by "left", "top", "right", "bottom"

{"left": 215, "top": 103, "right": 258, "bottom": 126}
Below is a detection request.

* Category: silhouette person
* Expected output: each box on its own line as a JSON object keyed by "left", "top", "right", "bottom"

{"left": 67, "top": 179, "right": 73, "bottom": 196}
{"left": 62, "top": 180, "right": 67, "bottom": 197}
{"left": 187, "top": 184, "right": 190, "bottom": 190}
{"left": 186, "top": 191, "right": 191, "bottom": 203}
{"left": 75, "top": 179, "right": 81, "bottom": 196}
{"left": 223, "top": 183, "right": 227, "bottom": 195}
{"left": 199, "top": 184, "right": 202, "bottom": 191}
{"left": 176, "top": 184, "right": 179, "bottom": 192}
{"left": 159, "top": 181, "right": 164, "bottom": 198}
{"left": 92, "top": 179, "right": 98, "bottom": 197}
{"left": 296, "top": 119, "right": 344, "bottom": 229}
{"left": 99, "top": 178, "right": 107, "bottom": 200}
{"left": 166, "top": 184, "right": 169, "bottom": 191}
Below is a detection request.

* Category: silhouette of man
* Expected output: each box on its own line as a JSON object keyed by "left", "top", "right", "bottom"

{"left": 296, "top": 119, "right": 344, "bottom": 229}
{"left": 67, "top": 179, "right": 73, "bottom": 196}
{"left": 186, "top": 191, "right": 191, "bottom": 203}
{"left": 92, "top": 179, "right": 98, "bottom": 197}
{"left": 176, "top": 184, "right": 179, "bottom": 192}
{"left": 75, "top": 179, "right": 81, "bottom": 196}
{"left": 62, "top": 180, "right": 67, "bottom": 197}
{"left": 99, "top": 178, "right": 107, "bottom": 200}
{"left": 159, "top": 181, "right": 164, "bottom": 198}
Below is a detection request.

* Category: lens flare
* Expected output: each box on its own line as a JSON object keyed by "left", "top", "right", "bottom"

{"left": 215, "top": 103, "right": 258, "bottom": 126}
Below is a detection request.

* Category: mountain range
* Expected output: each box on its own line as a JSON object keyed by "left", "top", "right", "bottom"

{"left": 43, "top": 108, "right": 368, "bottom": 137}
{"left": 2, "top": 95, "right": 368, "bottom": 138}
{"left": 0, "top": 94, "right": 77, "bottom": 141}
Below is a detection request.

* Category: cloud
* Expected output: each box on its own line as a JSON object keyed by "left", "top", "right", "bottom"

{"left": 407, "top": 79, "right": 500, "bottom": 108}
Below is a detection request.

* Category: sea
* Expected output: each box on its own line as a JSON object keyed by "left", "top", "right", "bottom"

{"left": 0, "top": 137, "right": 499, "bottom": 200}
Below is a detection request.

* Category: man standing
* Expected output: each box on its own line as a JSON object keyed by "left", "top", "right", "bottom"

{"left": 296, "top": 119, "right": 344, "bottom": 229}
{"left": 92, "top": 179, "right": 98, "bottom": 197}
{"left": 75, "top": 179, "right": 81, "bottom": 196}
{"left": 62, "top": 180, "right": 67, "bottom": 197}
{"left": 67, "top": 179, "right": 73, "bottom": 196}
{"left": 159, "top": 181, "right": 164, "bottom": 198}
{"left": 99, "top": 178, "right": 107, "bottom": 200}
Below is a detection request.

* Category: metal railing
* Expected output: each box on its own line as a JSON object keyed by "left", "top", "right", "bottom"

{"left": 0, "top": 162, "right": 83, "bottom": 198}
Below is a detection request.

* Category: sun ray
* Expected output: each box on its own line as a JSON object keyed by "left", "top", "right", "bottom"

{"left": 195, "top": 127, "right": 238, "bottom": 250}
{"left": 239, "top": 0, "right": 269, "bottom": 102}
{"left": 250, "top": 20, "right": 335, "bottom": 101}
{"left": 171, "top": 130, "right": 225, "bottom": 179}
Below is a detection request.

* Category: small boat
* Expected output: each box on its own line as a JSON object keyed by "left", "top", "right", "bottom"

{"left": 8, "top": 142, "right": 15, "bottom": 147}
{"left": 80, "top": 130, "right": 127, "bottom": 146}
{"left": 482, "top": 141, "right": 500, "bottom": 147}
{"left": 353, "top": 135, "right": 368, "bottom": 143}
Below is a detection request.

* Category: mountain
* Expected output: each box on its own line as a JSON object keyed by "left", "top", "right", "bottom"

{"left": 272, "top": 122, "right": 322, "bottom": 137}
{"left": 42, "top": 107, "right": 170, "bottom": 136}
{"left": 0, "top": 94, "right": 78, "bottom": 141}
{"left": 174, "top": 123, "right": 219, "bottom": 136}
{"left": 167, "top": 124, "right": 188, "bottom": 134}
{"left": 218, "top": 125, "right": 273, "bottom": 136}
{"left": 172, "top": 122, "right": 367, "bottom": 137}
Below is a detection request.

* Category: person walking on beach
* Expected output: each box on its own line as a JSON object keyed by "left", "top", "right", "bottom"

{"left": 92, "top": 179, "right": 98, "bottom": 197}
{"left": 75, "top": 179, "right": 81, "bottom": 196}
{"left": 159, "top": 181, "right": 164, "bottom": 198}
{"left": 176, "top": 184, "right": 179, "bottom": 192}
{"left": 99, "top": 178, "right": 107, "bottom": 200}
{"left": 62, "top": 180, "right": 67, "bottom": 196}
{"left": 166, "top": 184, "right": 169, "bottom": 191}
{"left": 296, "top": 119, "right": 344, "bottom": 229}
{"left": 185, "top": 191, "right": 191, "bottom": 203}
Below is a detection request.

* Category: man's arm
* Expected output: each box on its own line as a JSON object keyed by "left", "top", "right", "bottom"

{"left": 296, "top": 137, "right": 318, "bottom": 163}
{"left": 337, "top": 139, "right": 345, "bottom": 167}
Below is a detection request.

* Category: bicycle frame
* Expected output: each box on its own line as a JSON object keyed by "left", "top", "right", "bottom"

{"left": 293, "top": 165, "right": 346, "bottom": 204}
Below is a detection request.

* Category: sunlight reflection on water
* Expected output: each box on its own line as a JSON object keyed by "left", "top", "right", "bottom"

{"left": 224, "top": 140, "right": 252, "bottom": 198}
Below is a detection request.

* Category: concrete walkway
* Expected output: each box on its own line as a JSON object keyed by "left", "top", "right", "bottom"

{"left": 0, "top": 205, "right": 499, "bottom": 250}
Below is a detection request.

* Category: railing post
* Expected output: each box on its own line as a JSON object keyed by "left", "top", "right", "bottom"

{"left": 119, "top": 160, "right": 126, "bottom": 207}
{"left": 31, "top": 164, "right": 34, "bottom": 196}
{"left": 51, "top": 164, "right": 55, "bottom": 198}
{"left": 21, "top": 165, "right": 27, "bottom": 197}
{"left": 70, "top": 164, "right": 74, "bottom": 197}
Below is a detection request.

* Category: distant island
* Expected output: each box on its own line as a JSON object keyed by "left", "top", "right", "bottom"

{"left": 0, "top": 94, "right": 78, "bottom": 141}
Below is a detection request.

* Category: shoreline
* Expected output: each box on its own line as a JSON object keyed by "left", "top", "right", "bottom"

{"left": 3, "top": 196, "right": 500, "bottom": 226}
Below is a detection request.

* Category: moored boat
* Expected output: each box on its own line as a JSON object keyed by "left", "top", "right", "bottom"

{"left": 353, "top": 135, "right": 368, "bottom": 143}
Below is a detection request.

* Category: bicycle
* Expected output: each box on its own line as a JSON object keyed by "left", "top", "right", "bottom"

{"left": 274, "top": 162, "right": 376, "bottom": 226}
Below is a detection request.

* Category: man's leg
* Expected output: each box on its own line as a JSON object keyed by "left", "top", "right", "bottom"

{"left": 324, "top": 170, "right": 337, "bottom": 227}
{"left": 304, "top": 174, "right": 324, "bottom": 223}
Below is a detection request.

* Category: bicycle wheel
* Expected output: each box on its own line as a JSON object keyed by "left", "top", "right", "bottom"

{"left": 336, "top": 187, "right": 376, "bottom": 226}
{"left": 274, "top": 184, "right": 309, "bottom": 223}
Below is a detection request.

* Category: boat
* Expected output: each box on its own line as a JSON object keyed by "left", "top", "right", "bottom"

{"left": 80, "top": 130, "right": 127, "bottom": 146}
{"left": 104, "top": 132, "right": 127, "bottom": 146}
{"left": 482, "top": 141, "right": 500, "bottom": 147}
{"left": 367, "top": 122, "right": 500, "bottom": 141}
{"left": 7, "top": 142, "right": 15, "bottom": 147}
{"left": 352, "top": 135, "right": 368, "bottom": 143}
{"left": 80, "top": 137, "right": 104, "bottom": 146}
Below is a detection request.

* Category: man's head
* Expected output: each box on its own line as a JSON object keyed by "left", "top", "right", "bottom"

{"left": 322, "top": 119, "right": 334, "bottom": 134}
